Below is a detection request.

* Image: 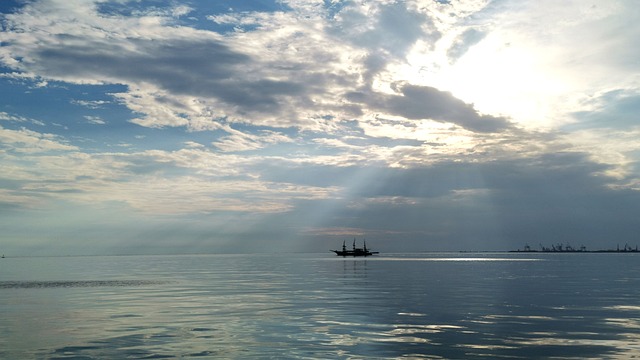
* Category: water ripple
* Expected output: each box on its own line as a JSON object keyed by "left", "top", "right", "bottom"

{"left": 0, "top": 279, "right": 169, "bottom": 288}
{"left": 2, "top": 254, "right": 640, "bottom": 359}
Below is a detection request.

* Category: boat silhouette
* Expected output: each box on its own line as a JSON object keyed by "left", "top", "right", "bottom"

{"left": 331, "top": 239, "right": 379, "bottom": 257}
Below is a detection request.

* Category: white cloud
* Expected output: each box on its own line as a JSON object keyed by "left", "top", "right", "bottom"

{"left": 138, "top": 148, "right": 247, "bottom": 177}
{"left": 408, "top": 0, "right": 640, "bottom": 130}
{"left": 0, "top": 112, "right": 45, "bottom": 126}
{"left": 1, "top": 1, "right": 357, "bottom": 132}
{"left": 0, "top": 126, "right": 78, "bottom": 153}
{"left": 0, "top": 0, "right": 525, "bottom": 138}
{"left": 213, "top": 127, "right": 295, "bottom": 152}
{"left": 0, "top": 139, "right": 342, "bottom": 214}
{"left": 72, "top": 100, "right": 110, "bottom": 109}
{"left": 561, "top": 127, "right": 640, "bottom": 181}
{"left": 84, "top": 115, "right": 106, "bottom": 125}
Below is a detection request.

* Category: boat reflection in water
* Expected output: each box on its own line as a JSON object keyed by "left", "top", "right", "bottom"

{"left": 331, "top": 239, "right": 379, "bottom": 257}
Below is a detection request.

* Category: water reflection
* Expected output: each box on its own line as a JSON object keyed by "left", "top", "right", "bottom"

{"left": 1, "top": 254, "right": 640, "bottom": 359}
{"left": 322, "top": 253, "right": 640, "bottom": 359}
{"left": 365, "top": 256, "right": 542, "bottom": 262}
{"left": 0, "top": 279, "right": 168, "bottom": 288}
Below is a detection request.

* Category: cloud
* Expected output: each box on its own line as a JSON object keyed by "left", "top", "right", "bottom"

{"left": 0, "top": 112, "right": 45, "bottom": 126}
{"left": 31, "top": 35, "right": 291, "bottom": 107}
{"left": 71, "top": 99, "right": 110, "bottom": 109}
{"left": 329, "top": 1, "right": 439, "bottom": 57}
{"left": 302, "top": 227, "right": 368, "bottom": 237}
{"left": 252, "top": 150, "right": 636, "bottom": 251}
{"left": 213, "top": 128, "right": 296, "bottom": 152}
{"left": 0, "top": 126, "right": 78, "bottom": 153}
{"left": 0, "top": 0, "right": 513, "bottom": 137}
{"left": 287, "top": 151, "right": 640, "bottom": 250}
{"left": 1, "top": 0, "right": 639, "bottom": 254}
{"left": 1, "top": 1, "right": 321, "bottom": 130}
{"left": 76, "top": 176, "right": 336, "bottom": 215}
{"left": 84, "top": 116, "right": 106, "bottom": 125}
{"left": 347, "top": 82, "right": 513, "bottom": 133}
{"left": 0, "top": 139, "right": 341, "bottom": 216}
{"left": 0, "top": 188, "right": 44, "bottom": 209}
{"left": 447, "top": 28, "right": 486, "bottom": 62}
{"left": 569, "top": 89, "right": 640, "bottom": 130}
{"left": 561, "top": 128, "right": 640, "bottom": 180}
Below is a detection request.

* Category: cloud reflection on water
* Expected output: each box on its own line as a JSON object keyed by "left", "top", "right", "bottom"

{"left": 2, "top": 254, "right": 640, "bottom": 359}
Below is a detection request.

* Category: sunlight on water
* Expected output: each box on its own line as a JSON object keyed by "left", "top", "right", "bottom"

{"left": 1, "top": 253, "right": 640, "bottom": 359}
{"left": 372, "top": 257, "right": 542, "bottom": 262}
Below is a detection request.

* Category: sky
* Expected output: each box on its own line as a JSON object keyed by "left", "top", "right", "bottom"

{"left": 1, "top": 0, "right": 639, "bottom": 255}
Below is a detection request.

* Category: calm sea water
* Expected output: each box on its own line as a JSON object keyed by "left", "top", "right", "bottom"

{"left": 1, "top": 253, "right": 640, "bottom": 359}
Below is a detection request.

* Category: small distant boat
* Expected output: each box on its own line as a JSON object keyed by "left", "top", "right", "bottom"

{"left": 331, "top": 239, "right": 379, "bottom": 257}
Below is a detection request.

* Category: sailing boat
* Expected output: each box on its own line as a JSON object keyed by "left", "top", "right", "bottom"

{"left": 331, "top": 239, "right": 379, "bottom": 257}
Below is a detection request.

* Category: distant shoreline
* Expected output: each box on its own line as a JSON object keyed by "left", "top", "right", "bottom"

{"left": 508, "top": 250, "right": 640, "bottom": 253}
{"left": 455, "top": 250, "right": 640, "bottom": 254}
{"left": 507, "top": 243, "right": 639, "bottom": 253}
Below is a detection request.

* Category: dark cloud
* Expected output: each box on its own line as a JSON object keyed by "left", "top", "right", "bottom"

{"left": 329, "top": 2, "right": 440, "bottom": 85}
{"left": 347, "top": 83, "right": 512, "bottom": 132}
{"left": 331, "top": 2, "right": 438, "bottom": 57}
{"left": 256, "top": 151, "right": 640, "bottom": 251}
{"left": 371, "top": 3, "right": 438, "bottom": 56}
{"left": 476, "top": 154, "right": 640, "bottom": 249}
{"left": 31, "top": 36, "right": 306, "bottom": 114}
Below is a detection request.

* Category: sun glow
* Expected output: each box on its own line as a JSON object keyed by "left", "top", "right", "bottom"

{"left": 398, "top": 33, "right": 572, "bottom": 130}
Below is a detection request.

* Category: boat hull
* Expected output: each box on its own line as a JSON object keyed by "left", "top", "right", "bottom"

{"left": 331, "top": 250, "right": 379, "bottom": 257}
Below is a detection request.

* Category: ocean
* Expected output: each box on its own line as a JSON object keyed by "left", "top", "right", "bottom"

{"left": 1, "top": 252, "right": 640, "bottom": 359}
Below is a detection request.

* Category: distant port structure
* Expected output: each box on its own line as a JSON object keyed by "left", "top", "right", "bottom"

{"left": 511, "top": 243, "right": 639, "bottom": 253}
